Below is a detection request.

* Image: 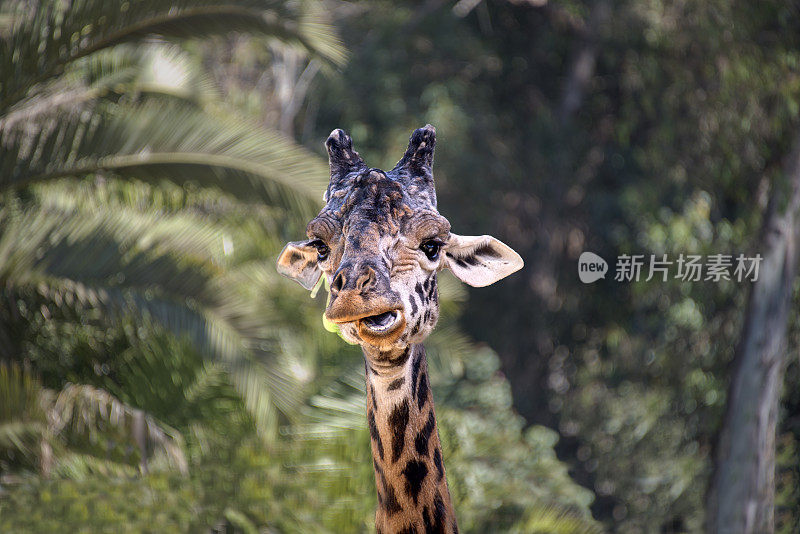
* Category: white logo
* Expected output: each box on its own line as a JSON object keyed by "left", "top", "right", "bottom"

{"left": 578, "top": 252, "right": 608, "bottom": 283}
{"left": 580, "top": 252, "right": 762, "bottom": 283}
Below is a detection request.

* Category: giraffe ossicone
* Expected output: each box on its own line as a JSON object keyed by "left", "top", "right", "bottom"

{"left": 277, "top": 125, "right": 523, "bottom": 533}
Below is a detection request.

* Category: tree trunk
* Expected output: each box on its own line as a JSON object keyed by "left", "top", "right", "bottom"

{"left": 707, "top": 134, "right": 800, "bottom": 533}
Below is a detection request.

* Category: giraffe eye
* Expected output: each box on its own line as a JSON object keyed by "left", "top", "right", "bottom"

{"left": 420, "top": 240, "right": 442, "bottom": 261}
{"left": 309, "top": 239, "right": 329, "bottom": 261}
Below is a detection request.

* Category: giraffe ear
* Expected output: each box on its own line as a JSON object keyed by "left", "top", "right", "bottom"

{"left": 442, "top": 234, "right": 524, "bottom": 287}
{"left": 277, "top": 240, "right": 323, "bottom": 291}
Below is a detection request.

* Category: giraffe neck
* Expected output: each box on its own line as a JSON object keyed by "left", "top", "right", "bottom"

{"left": 364, "top": 343, "right": 458, "bottom": 534}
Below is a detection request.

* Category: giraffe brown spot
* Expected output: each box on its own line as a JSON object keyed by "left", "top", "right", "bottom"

{"left": 428, "top": 279, "right": 437, "bottom": 301}
{"left": 389, "top": 399, "right": 410, "bottom": 463}
{"left": 433, "top": 448, "right": 443, "bottom": 480}
{"left": 415, "top": 282, "right": 425, "bottom": 301}
{"left": 381, "top": 479, "right": 403, "bottom": 515}
{"left": 415, "top": 410, "right": 436, "bottom": 456}
{"left": 423, "top": 492, "right": 446, "bottom": 534}
{"left": 411, "top": 319, "right": 421, "bottom": 336}
{"left": 423, "top": 275, "right": 434, "bottom": 295}
{"left": 402, "top": 459, "right": 428, "bottom": 504}
{"left": 410, "top": 347, "right": 422, "bottom": 389}
{"left": 368, "top": 409, "right": 384, "bottom": 461}
{"left": 389, "top": 346, "right": 411, "bottom": 366}
{"left": 433, "top": 492, "right": 446, "bottom": 531}
{"left": 409, "top": 294, "right": 418, "bottom": 316}
{"left": 388, "top": 377, "right": 405, "bottom": 391}
{"left": 416, "top": 373, "right": 429, "bottom": 410}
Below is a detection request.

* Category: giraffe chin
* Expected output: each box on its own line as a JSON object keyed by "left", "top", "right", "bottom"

{"left": 356, "top": 311, "right": 407, "bottom": 349}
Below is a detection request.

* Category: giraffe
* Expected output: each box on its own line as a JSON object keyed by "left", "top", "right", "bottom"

{"left": 277, "top": 125, "right": 523, "bottom": 533}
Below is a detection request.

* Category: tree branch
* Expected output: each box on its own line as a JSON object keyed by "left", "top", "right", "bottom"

{"left": 707, "top": 131, "right": 800, "bottom": 534}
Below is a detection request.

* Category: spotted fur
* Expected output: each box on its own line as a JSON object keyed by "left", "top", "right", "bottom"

{"left": 388, "top": 377, "right": 406, "bottom": 391}
{"left": 366, "top": 345, "right": 457, "bottom": 533}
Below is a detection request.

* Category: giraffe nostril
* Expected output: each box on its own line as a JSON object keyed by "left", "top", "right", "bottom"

{"left": 356, "top": 266, "right": 377, "bottom": 291}
{"left": 331, "top": 270, "right": 346, "bottom": 292}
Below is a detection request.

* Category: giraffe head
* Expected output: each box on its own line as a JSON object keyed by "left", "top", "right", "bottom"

{"left": 278, "top": 125, "right": 523, "bottom": 353}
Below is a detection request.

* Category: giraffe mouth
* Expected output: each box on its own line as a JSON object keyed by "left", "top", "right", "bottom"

{"left": 360, "top": 310, "right": 401, "bottom": 333}
{"left": 356, "top": 309, "right": 406, "bottom": 347}
{"left": 327, "top": 306, "right": 406, "bottom": 345}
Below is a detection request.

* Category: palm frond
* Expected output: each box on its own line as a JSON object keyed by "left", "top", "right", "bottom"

{"left": 512, "top": 504, "right": 605, "bottom": 534}
{"left": 0, "top": 363, "right": 187, "bottom": 476}
{"left": 229, "top": 361, "right": 280, "bottom": 440}
{"left": 26, "top": 178, "right": 295, "bottom": 254}
{"left": 302, "top": 377, "right": 366, "bottom": 438}
{"left": 49, "top": 383, "right": 188, "bottom": 474}
{"left": 86, "top": 43, "right": 221, "bottom": 104}
{"left": 0, "top": 0, "right": 345, "bottom": 112}
{"left": 1, "top": 43, "right": 219, "bottom": 130}
{"left": 0, "top": 67, "right": 136, "bottom": 132}
{"left": 0, "top": 203, "right": 222, "bottom": 293}
{"left": 0, "top": 421, "right": 46, "bottom": 455}
{"left": 0, "top": 362, "right": 44, "bottom": 423}
{"left": 115, "top": 286, "right": 305, "bottom": 436}
{"left": 53, "top": 451, "right": 139, "bottom": 478}
{"left": 0, "top": 100, "right": 327, "bottom": 215}
{"left": 0, "top": 363, "right": 48, "bottom": 468}
{"left": 0, "top": 199, "right": 311, "bottom": 436}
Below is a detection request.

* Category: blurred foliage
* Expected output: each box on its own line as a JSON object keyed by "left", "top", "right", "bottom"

{"left": 0, "top": 0, "right": 597, "bottom": 532}
{"left": 0, "top": 361, "right": 186, "bottom": 479}
{"left": 300, "top": 0, "right": 800, "bottom": 531}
